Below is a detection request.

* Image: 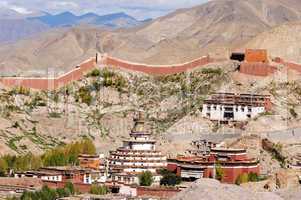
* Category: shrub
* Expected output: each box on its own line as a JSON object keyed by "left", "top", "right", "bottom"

{"left": 139, "top": 171, "right": 154, "bottom": 186}
{"left": 88, "top": 69, "right": 101, "bottom": 77}
{"left": 64, "top": 182, "right": 75, "bottom": 195}
{"left": 10, "top": 86, "right": 30, "bottom": 96}
{"left": 248, "top": 172, "right": 259, "bottom": 182}
{"left": 289, "top": 108, "right": 298, "bottom": 118}
{"left": 78, "top": 86, "right": 93, "bottom": 105}
{"left": 235, "top": 173, "right": 249, "bottom": 185}
{"left": 201, "top": 68, "right": 222, "bottom": 76}
{"left": 48, "top": 112, "right": 61, "bottom": 118}
{"left": 90, "top": 184, "right": 109, "bottom": 195}
{"left": 0, "top": 158, "right": 8, "bottom": 176}
{"left": 215, "top": 164, "right": 224, "bottom": 181}
{"left": 19, "top": 184, "right": 73, "bottom": 200}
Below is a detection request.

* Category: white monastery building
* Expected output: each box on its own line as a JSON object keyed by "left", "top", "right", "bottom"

{"left": 202, "top": 93, "right": 272, "bottom": 122}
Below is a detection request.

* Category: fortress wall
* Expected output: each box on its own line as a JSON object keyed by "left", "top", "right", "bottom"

{"left": 55, "top": 68, "right": 83, "bottom": 89}
{"left": 239, "top": 62, "right": 277, "bottom": 76}
{"left": 0, "top": 58, "right": 96, "bottom": 90}
{"left": 273, "top": 57, "right": 301, "bottom": 73}
{"left": 284, "top": 62, "right": 301, "bottom": 73}
{"left": 104, "top": 56, "right": 212, "bottom": 75}
{"left": 0, "top": 78, "right": 56, "bottom": 90}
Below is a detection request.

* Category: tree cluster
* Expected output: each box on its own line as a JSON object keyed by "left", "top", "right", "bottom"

{"left": 0, "top": 139, "right": 96, "bottom": 176}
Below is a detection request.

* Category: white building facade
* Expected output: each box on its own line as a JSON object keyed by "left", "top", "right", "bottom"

{"left": 202, "top": 93, "right": 271, "bottom": 122}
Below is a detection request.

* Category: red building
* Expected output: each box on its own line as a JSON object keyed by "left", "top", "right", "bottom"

{"left": 231, "top": 49, "right": 278, "bottom": 76}
{"left": 245, "top": 49, "right": 268, "bottom": 63}
{"left": 167, "top": 148, "right": 260, "bottom": 184}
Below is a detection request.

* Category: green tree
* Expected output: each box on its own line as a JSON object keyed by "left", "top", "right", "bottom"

{"left": 159, "top": 169, "right": 181, "bottom": 186}
{"left": 139, "top": 171, "right": 154, "bottom": 186}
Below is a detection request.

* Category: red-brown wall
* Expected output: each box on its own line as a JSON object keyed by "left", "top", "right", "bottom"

{"left": 0, "top": 78, "right": 56, "bottom": 90}
{"left": 136, "top": 186, "right": 180, "bottom": 198}
{"left": 273, "top": 57, "right": 301, "bottom": 73}
{"left": 0, "top": 58, "right": 96, "bottom": 90}
{"left": 239, "top": 62, "right": 277, "bottom": 76}
{"left": 104, "top": 56, "right": 213, "bottom": 75}
{"left": 43, "top": 181, "right": 91, "bottom": 193}
{"left": 203, "top": 165, "right": 260, "bottom": 184}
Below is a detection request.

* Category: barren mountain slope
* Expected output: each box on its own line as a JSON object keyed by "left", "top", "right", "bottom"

{"left": 109, "top": 0, "right": 301, "bottom": 63}
{"left": 1, "top": 0, "right": 301, "bottom": 75}
{"left": 0, "top": 19, "right": 49, "bottom": 44}
{"left": 244, "top": 22, "right": 301, "bottom": 63}
{"left": 0, "top": 27, "right": 104, "bottom": 76}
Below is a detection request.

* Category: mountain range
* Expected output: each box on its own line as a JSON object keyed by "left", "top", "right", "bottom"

{"left": 1, "top": 0, "right": 301, "bottom": 75}
{"left": 0, "top": 9, "right": 145, "bottom": 44}
{"left": 28, "top": 11, "right": 144, "bottom": 28}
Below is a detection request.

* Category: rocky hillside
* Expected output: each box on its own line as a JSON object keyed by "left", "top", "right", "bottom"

{"left": 2, "top": 0, "right": 301, "bottom": 75}
{"left": 1, "top": 60, "right": 301, "bottom": 157}
{"left": 172, "top": 179, "right": 283, "bottom": 200}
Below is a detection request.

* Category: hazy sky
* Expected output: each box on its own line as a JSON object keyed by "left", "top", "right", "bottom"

{"left": 0, "top": 0, "right": 209, "bottom": 20}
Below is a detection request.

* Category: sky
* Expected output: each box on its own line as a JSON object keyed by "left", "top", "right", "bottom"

{"left": 0, "top": 0, "right": 209, "bottom": 20}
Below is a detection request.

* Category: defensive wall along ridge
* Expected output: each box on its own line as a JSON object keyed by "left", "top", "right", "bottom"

{"left": 0, "top": 55, "right": 215, "bottom": 90}
{"left": 1, "top": 51, "right": 301, "bottom": 90}
{"left": 103, "top": 55, "right": 214, "bottom": 75}
{"left": 0, "top": 58, "right": 97, "bottom": 90}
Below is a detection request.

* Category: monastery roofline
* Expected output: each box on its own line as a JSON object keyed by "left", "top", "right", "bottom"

{"left": 108, "top": 158, "right": 166, "bottom": 163}
{"left": 115, "top": 148, "right": 161, "bottom": 153}
{"left": 211, "top": 92, "right": 270, "bottom": 97}
{"left": 169, "top": 159, "right": 259, "bottom": 166}
{"left": 210, "top": 148, "right": 247, "bottom": 153}
{"left": 109, "top": 165, "right": 165, "bottom": 169}
{"left": 39, "top": 166, "right": 95, "bottom": 172}
{"left": 130, "top": 131, "right": 151, "bottom": 135}
{"left": 110, "top": 152, "right": 165, "bottom": 157}
{"left": 123, "top": 139, "right": 156, "bottom": 143}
